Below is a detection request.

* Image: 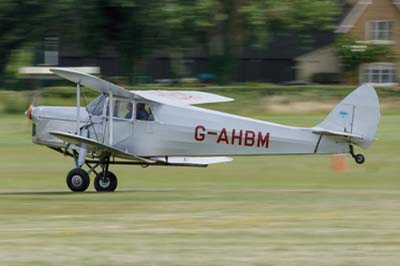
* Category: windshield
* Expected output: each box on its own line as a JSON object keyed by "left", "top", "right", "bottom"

{"left": 87, "top": 94, "right": 106, "bottom": 116}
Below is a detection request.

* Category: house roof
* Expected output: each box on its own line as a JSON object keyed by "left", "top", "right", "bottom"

{"left": 336, "top": 0, "right": 400, "bottom": 33}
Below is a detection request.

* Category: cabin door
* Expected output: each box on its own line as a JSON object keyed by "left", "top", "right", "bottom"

{"left": 104, "top": 98, "right": 135, "bottom": 146}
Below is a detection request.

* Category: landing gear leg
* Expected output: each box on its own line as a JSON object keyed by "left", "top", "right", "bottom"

{"left": 349, "top": 144, "right": 365, "bottom": 165}
{"left": 65, "top": 151, "right": 117, "bottom": 192}
{"left": 94, "top": 155, "right": 118, "bottom": 192}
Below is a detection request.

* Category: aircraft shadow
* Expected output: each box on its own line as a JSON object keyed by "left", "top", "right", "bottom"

{"left": 0, "top": 189, "right": 180, "bottom": 196}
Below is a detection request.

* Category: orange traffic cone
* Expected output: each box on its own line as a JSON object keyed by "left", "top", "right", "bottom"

{"left": 332, "top": 154, "right": 347, "bottom": 172}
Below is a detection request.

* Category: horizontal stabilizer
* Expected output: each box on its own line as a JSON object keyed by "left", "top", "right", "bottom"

{"left": 50, "top": 131, "right": 155, "bottom": 163}
{"left": 312, "top": 128, "right": 365, "bottom": 142}
{"left": 151, "top": 156, "right": 233, "bottom": 167}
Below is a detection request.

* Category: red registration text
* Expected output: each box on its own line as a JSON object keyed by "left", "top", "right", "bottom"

{"left": 194, "top": 125, "right": 270, "bottom": 148}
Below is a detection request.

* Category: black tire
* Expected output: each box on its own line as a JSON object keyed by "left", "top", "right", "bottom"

{"left": 354, "top": 154, "right": 365, "bottom": 164}
{"left": 94, "top": 171, "right": 118, "bottom": 192}
{"left": 66, "top": 168, "right": 90, "bottom": 192}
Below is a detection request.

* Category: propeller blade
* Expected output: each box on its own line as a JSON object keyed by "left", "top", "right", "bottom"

{"left": 25, "top": 104, "right": 34, "bottom": 120}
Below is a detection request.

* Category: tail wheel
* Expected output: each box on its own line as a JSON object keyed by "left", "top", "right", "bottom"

{"left": 66, "top": 168, "right": 90, "bottom": 192}
{"left": 94, "top": 171, "right": 118, "bottom": 192}
{"left": 349, "top": 144, "right": 366, "bottom": 165}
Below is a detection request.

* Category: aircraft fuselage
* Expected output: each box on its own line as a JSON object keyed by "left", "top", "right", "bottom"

{"left": 31, "top": 102, "right": 349, "bottom": 158}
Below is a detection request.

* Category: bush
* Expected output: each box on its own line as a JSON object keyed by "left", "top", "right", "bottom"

{"left": 41, "top": 86, "right": 98, "bottom": 99}
{"left": 335, "top": 36, "right": 391, "bottom": 71}
{"left": 2, "top": 93, "right": 30, "bottom": 114}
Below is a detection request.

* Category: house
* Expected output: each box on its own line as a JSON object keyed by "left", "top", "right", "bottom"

{"left": 296, "top": 0, "right": 400, "bottom": 85}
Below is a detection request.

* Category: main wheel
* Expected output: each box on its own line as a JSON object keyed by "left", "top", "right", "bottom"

{"left": 354, "top": 154, "right": 365, "bottom": 164}
{"left": 66, "top": 168, "right": 90, "bottom": 192}
{"left": 94, "top": 171, "right": 118, "bottom": 192}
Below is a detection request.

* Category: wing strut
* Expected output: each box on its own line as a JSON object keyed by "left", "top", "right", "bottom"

{"left": 76, "top": 82, "right": 81, "bottom": 136}
{"left": 109, "top": 91, "right": 113, "bottom": 145}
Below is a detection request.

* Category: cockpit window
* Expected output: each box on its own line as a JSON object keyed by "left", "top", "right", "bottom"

{"left": 113, "top": 100, "right": 133, "bottom": 120}
{"left": 87, "top": 96, "right": 154, "bottom": 121}
{"left": 87, "top": 94, "right": 106, "bottom": 116}
{"left": 136, "top": 103, "right": 154, "bottom": 121}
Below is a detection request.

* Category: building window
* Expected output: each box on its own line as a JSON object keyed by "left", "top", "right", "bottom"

{"left": 367, "top": 21, "right": 392, "bottom": 41}
{"left": 361, "top": 63, "right": 396, "bottom": 84}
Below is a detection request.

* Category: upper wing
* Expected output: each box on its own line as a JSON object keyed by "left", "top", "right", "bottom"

{"left": 50, "top": 68, "right": 234, "bottom": 106}
{"left": 131, "top": 90, "right": 234, "bottom": 106}
{"left": 50, "top": 131, "right": 155, "bottom": 163}
{"left": 50, "top": 68, "right": 132, "bottom": 98}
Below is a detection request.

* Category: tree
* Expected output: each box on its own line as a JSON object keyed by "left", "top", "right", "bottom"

{"left": 0, "top": 0, "right": 81, "bottom": 85}
{"left": 72, "top": 0, "right": 172, "bottom": 83}
{"left": 0, "top": 1, "right": 44, "bottom": 83}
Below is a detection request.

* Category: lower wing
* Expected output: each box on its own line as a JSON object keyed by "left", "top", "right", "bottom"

{"left": 50, "top": 131, "right": 155, "bottom": 163}
{"left": 50, "top": 131, "right": 233, "bottom": 167}
{"left": 150, "top": 156, "right": 233, "bottom": 167}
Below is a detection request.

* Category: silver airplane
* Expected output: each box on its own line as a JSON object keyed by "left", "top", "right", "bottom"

{"left": 26, "top": 68, "right": 380, "bottom": 192}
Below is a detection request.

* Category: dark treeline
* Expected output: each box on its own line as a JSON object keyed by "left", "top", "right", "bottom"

{"left": 0, "top": 0, "right": 340, "bottom": 85}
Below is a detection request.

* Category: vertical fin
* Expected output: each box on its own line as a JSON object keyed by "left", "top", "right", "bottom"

{"left": 314, "top": 84, "right": 380, "bottom": 149}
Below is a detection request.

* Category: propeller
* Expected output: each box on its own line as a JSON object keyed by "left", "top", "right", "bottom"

{"left": 25, "top": 85, "right": 43, "bottom": 120}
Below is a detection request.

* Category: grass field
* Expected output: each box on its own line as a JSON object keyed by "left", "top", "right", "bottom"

{"left": 0, "top": 97, "right": 400, "bottom": 265}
